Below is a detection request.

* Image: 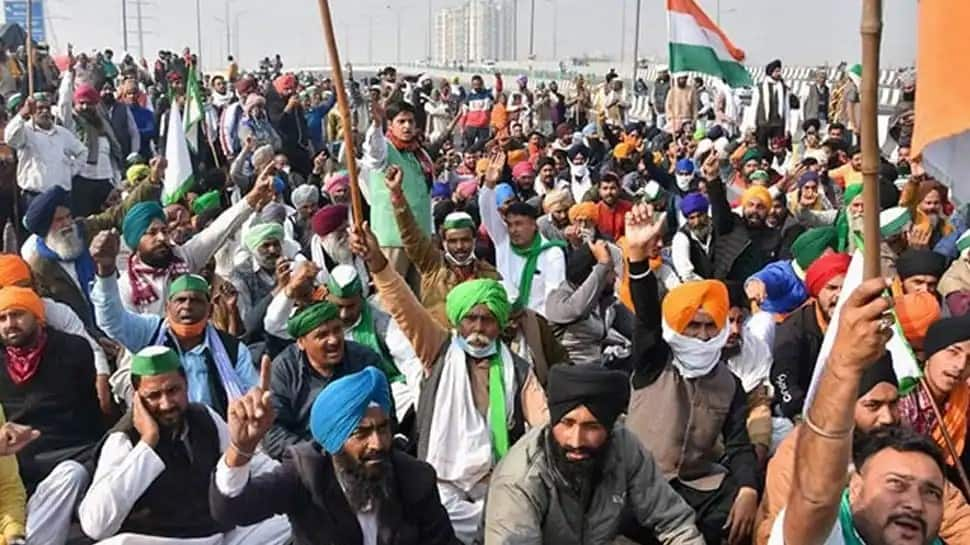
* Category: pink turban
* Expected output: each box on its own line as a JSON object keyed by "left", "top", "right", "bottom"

{"left": 456, "top": 179, "right": 479, "bottom": 199}
{"left": 73, "top": 83, "right": 100, "bottom": 105}
{"left": 324, "top": 172, "right": 350, "bottom": 194}
{"left": 512, "top": 161, "right": 536, "bottom": 180}
{"left": 273, "top": 74, "right": 298, "bottom": 96}
{"left": 243, "top": 93, "right": 266, "bottom": 116}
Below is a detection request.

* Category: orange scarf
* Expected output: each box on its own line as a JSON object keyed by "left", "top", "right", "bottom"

{"left": 934, "top": 383, "right": 969, "bottom": 466}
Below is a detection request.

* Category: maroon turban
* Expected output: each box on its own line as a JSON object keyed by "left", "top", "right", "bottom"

{"left": 235, "top": 76, "right": 256, "bottom": 95}
{"left": 73, "top": 83, "right": 100, "bottom": 105}
{"left": 311, "top": 205, "right": 348, "bottom": 237}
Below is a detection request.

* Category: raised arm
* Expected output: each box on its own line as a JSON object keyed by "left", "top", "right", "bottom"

{"left": 783, "top": 278, "right": 892, "bottom": 545}
{"left": 545, "top": 245, "right": 610, "bottom": 325}
{"left": 349, "top": 221, "right": 448, "bottom": 371}
{"left": 385, "top": 165, "right": 442, "bottom": 274}
{"left": 478, "top": 151, "right": 509, "bottom": 247}
{"left": 82, "top": 158, "right": 163, "bottom": 242}
{"left": 626, "top": 204, "right": 670, "bottom": 386}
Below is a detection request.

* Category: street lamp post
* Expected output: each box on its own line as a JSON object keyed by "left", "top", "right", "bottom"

{"left": 528, "top": 0, "right": 535, "bottom": 59}
{"left": 121, "top": 0, "right": 128, "bottom": 51}
{"left": 195, "top": 0, "right": 202, "bottom": 62}
{"left": 632, "top": 0, "right": 641, "bottom": 81}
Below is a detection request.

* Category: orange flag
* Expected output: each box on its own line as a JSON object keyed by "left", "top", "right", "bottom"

{"left": 912, "top": 0, "right": 970, "bottom": 203}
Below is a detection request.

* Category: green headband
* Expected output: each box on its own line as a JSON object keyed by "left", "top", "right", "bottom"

{"left": 287, "top": 301, "right": 340, "bottom": 338}
{"left": 168, "top": 274, "right": 210, "bottom": 300}
{"left": 131, "top": 346, "right": 181, "bottom": 377}
{"left": 442, "top": 215, "right": 476, "bottom": 233}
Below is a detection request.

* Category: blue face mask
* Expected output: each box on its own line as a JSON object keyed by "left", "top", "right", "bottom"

{"left": 457, "top": 336, "right": 497, "bottom": 359}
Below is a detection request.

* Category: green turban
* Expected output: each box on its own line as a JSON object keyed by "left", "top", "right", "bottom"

{"left": 287, "top": 301, "right": 340, "bottom": 338}
{"left": 192, "top": 190, "right": 222, "bottom": 215}
{"left": 741, "top": 148, "right": 762, "bottom": 165}
{"left": 835, "top": 183, "right": 865, "bottom": 252}
{"left": 126, "top": 164, "right": 151, "bottom": 186}
{"left": 243, "top": 223, "right": 284, "bottom": 253}
{"left": 6, "top": 93, "right": 22, "bottom": 113}
{"left": 442, "top": 211, "right": 476, "bottom": 233}
{"left": 445, "top": 279, "right": 510, "bottom": 329}
{"left": 122, "top": 201, "right": 166, "bottom": 249}
{"left": 168, "top": 274, "right": 210, "bottom": 300}
{"left": 843, "top": 183, "right": 863, "bottom": 206}
{"left": 791, "top": 226, "right": 838, "bottom": 274}
{"left": 131, "top": 346, "right": 181, "bottom": 376}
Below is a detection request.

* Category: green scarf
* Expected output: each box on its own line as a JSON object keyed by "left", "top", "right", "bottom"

{"left": 488, "top": 346, "right": 509, "bottom": 460}
{"left": 349, "top": 304, "right": 403, "bottom": 383}
{"left": 510, "top": 234, "right": 566, "bottom": 310}
{"left": 839, "top": 489, "right": 942, "bottom": 545}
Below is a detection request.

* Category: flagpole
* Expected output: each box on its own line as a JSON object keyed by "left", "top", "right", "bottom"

{"left": 919, "top": 379, "right": 970, "bottom": 498}
{"left": 859, "top": 0, "right": 881, "bottom": 279}
{"left": 314, "top": 0, "right": 364, "bottom": 228}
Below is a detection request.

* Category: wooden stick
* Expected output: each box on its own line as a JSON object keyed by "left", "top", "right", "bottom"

{"left": 919, "top": 379, "right": 970, "bottom": 499}
{"left": 860, "top": 0, "right": 882, "bottom": 279}
{"left": 25, "top": 0, "right": 34, "bottom": 96}
{"left": 314, "top": 0, "right": 363, "bottom": 228}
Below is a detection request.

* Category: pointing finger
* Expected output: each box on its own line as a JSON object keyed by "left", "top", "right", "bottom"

{"left": 259, "top": 354, "right": 272, "bottom": 392}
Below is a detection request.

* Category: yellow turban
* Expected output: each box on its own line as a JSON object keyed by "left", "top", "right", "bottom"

{"left": 476, "top": 158, "right": 491, "bottom": 176}
{"left": 662, "top": 280, "right": 728, "bottom": 333}
{"left": 741, "top": 185, "right": 772, "bottom": 208}
{"left": 568, "top": 202, "right": 598, "bottom": 223}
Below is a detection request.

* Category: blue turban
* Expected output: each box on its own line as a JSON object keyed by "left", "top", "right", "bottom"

{"left": 431, "top": 181, "right": 452, "bottom": 200}
{"left": 24, "top": 186, "right": 70, "bottom": 236}
{"left": 122, "top": 201, "right": 166, "bottom": 249}
{"left": 675, "top": 158, "right": 695, "bottom": 174}
{"left": 798, "top": 171, "right": 820, "bottom": 188}
{"left": 309, "top": 367, "right": 392, "bottom": 454}
{"left": 679, "top": 192, "right": 709, "bottom": 216}
{"left": 495, "top": 183, "right": 516, "bottom": 206}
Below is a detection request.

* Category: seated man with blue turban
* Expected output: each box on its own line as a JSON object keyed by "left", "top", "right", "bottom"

{"left": 116, "top": 164, "right": 275, "bottom": 315}
{"left": 91, "top": 227, "right": 258, "bottom": 417}
{"left": 350, "top": 221, "right": 547, "bottom": 544}
{"left": 211, "top": 366, "right": 459, "bottom": 545}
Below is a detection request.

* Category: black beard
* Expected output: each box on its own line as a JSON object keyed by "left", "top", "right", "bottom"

{"left": 333, "top": 450, "right": 394, "bottom": 512}
{"left": 140, "top": 247, "right": 174, "bottom": 269}
{"left": 721, "top": 342, "right": 742, "bottom": 360}
{"left": 545, "top": 428, "right": 606, "bottom": 496}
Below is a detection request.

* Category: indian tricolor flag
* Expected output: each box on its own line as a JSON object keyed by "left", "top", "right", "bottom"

{"left": 667, "top": 0, "right": 752, "bottom": 88}
{"left": 912, "top": 0, "right": 970, "bottom": 204}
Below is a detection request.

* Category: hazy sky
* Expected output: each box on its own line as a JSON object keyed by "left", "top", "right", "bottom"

{"left": 36, "top": 0, "right": 917, "bottom": 71}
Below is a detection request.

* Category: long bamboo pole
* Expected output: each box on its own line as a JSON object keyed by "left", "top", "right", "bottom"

{"left": 314, "top": 0, "right": 364, "bottom": 228}
{"left": 859, "top": 0, "right": 881, "bottom": 279}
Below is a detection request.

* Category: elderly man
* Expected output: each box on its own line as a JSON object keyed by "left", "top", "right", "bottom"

{"left": 20, "top": 163, "right": 159, "bottom": 332}
{"left": 624, "top": 204, "right": 760, "bottom": 545}
{"left": 771, "top": 251, "right": 851, "bottom": 420}
{"left": 211, "top": 366, "right": 459, "bottom": 545}
{"left": 308, "top": 204, "right": 370, "bottom": 289}
{"left": 230, "top": 222, "right": 284, "bottom": 320}
{"left": 940, "top": 230, "right": 970, "bottom": 315}
{"left": 117, "top": 169, "right": 272, "bottom": 315}
{"left": 78, "top": 346, "right": 291, "bottom": 544}
{"left": 879, "top": 206, "right": 913, "bottom": 279}
{"left": 480, "top": 153, "right": 566, "bottom": 317}
{"left": 0, "top": 286, "right": 104, "bottom": 545}
{"left": 362, "top": 100, "right": 433, "bottom": 288}
{"left": 894, "top": 248, "right": 947, "bottom": 298}
{"left": 262, "top": 296, "right": 383, "bottom": 459}
{"left": 289, "top": 184, "right": 319, "bottom": 254}
{"left": 91, "top": 228, "right": 258, "bottom": 415}
{"left": 485, "top": 365, "right": 704, "bottom": 545}
{"left": 384, "top": 165, "right": 500, "bottom": 327}
{"left": 5, "top": 94, "right": 86, "bottom": 205}
{"left": 351, "top": 221, "right": 547, "bottom": 544}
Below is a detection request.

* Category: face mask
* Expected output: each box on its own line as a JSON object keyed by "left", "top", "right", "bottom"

{"left": 444, "top": 246, "right": 475, "bottom": 267}
{"left": 570, "top": 163, "right": 589, "bottom": 179}
{"left": 457, "top": 335, "right": 497, "bottom": 359}
{"left": 676, "top": 174, "right": 692, "bottom": 191}
{"left": 168, "top": 318, "right": 207, "bottom": 338}
{"left": 281, "top": 165, "right": 292, "bottom": 174}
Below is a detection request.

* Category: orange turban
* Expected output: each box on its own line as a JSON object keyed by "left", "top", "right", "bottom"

{"left": 0, "top": 255, "right": 31, "bottom": 288}
{"left": 741, "top": 185, "right": 772, "bottom": 208}
{"left": 568, "top": 202, "right": 598, "bottom": 223}
{"left": 0, "top": 286, "right": 44, "bottom": 323}
{"left": 475, "top": 158, "right": 491, "bottom": 176}
{"left": 507, "top": 149, "right": 528, "bottom": 167}
{"left": 895, "top": 291, "right": 940, "bottom": 349}
{"left": 662, "top": 280, "right": 729, "bottom": 333}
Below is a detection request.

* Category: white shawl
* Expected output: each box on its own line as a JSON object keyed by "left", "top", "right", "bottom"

{"left": 425, "top": 336, "right": 516, "bottom": 493}
{"left": 309, "top": 233, "right": 370, "bottom": 296}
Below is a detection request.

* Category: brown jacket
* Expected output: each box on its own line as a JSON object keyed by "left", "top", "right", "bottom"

{"left": 392, "top": 193, "right": 499, "bottom": 328}
{"left": 755, "top": 424, "right": 970, "bottom": 545}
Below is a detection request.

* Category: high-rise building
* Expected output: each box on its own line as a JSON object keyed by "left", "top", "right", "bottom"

{"left": 433, "top": 0, "right": 514, "bottom": 63}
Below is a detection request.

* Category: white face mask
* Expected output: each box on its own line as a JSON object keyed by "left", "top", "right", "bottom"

{"left": 570, "top": 163, "right": 589, "bottom": 179}
{"left": 457, "top": 336, "right": 497, "bottom": 359}
{"left": 676, "top": 174, "right": 693, "bottom": 191}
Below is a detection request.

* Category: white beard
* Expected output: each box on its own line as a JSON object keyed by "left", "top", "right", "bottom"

{"left": 46, "top": 224, "right": 84, "bottom": 261}
{"left": 321, "top": 231, "right": 354, "bottom": 264}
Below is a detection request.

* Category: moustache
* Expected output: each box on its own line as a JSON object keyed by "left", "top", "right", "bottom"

{"left": 465, "top": 332, "right": 492, "bottom": 346}
{"left": 888, "top": 513, "right": 926, "bottom": 536}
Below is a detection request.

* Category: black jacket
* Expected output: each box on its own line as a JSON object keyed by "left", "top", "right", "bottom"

{"left": 707, "top": 176, "right": 781, "bottom": 282}
{"left": 770, "top": 302, "right": 825, "bottom": 419}
{"left": 210, "top": 442, "right": 460, "bottom": 545}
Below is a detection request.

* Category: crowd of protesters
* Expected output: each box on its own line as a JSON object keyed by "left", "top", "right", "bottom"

{"left": 0, "top": 35, "right": 958, "bottom": 545}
